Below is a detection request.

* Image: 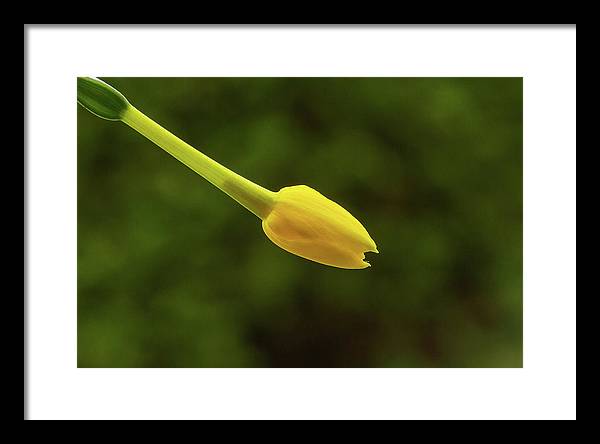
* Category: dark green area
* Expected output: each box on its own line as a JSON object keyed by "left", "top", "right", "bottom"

{"left": 77, "top": 77, "right": 130, "bottom": 121}
{"left": 78, "top": 78, "right": 523, "bottom": 368}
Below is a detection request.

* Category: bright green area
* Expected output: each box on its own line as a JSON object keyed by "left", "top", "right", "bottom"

{"left": 78, "top": 77, "right": 522, "bottom": 367}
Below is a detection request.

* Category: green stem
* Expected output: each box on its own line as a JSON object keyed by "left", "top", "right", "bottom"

{"left": 77, "top": 77, "right": 277, "bottom": 220}
{"left": 121, "top": 106, "right": 276, "bottom": 219}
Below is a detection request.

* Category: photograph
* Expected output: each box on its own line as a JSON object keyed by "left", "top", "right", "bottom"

{"left": 77, "top": 77, "right": 523, "bottom": 368}
{"left": 26, "top": 24, "right": 576, "bottom": 420}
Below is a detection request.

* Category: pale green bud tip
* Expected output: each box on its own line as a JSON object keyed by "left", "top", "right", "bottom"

{"left": 77, "top": 77, "right": 130, "bottom": 121}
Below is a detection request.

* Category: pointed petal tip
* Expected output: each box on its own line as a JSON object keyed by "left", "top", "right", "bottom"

{"left": 358, "top": 246, "right": 378, "bottom": 268}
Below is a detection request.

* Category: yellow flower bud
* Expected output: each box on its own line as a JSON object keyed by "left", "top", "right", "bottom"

{"left": 78, "top": 78, "right": 379, "bottom": 270}
{"left": 262, "top": 185, "right": 378, "bottom": 269}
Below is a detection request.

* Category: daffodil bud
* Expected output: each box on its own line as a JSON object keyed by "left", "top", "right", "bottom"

{"left": 78, "top": 78, "right": 379, "bottom": 269}
{"left": 262, "top": 185, "right": 378, "bottom": 269}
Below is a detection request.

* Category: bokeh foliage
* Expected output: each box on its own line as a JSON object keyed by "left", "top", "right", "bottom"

{"left": 78, "top": 78, "right": 522, "bottom": 367}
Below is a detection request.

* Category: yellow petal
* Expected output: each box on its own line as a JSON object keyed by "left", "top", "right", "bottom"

{"left": 262, "top": 185, "right": 378, "bottom": 269}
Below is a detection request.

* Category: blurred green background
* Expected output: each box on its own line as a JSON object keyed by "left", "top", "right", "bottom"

{"left": 77, "top": 78, "right": 522, "bottom": 368}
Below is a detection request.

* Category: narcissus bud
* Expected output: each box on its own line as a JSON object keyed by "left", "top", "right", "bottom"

{"left": 262, "top": 185, "right": 378, "bottom": 269}
{"left": 78, "top": 77, "right": 379, "bottom": 269}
